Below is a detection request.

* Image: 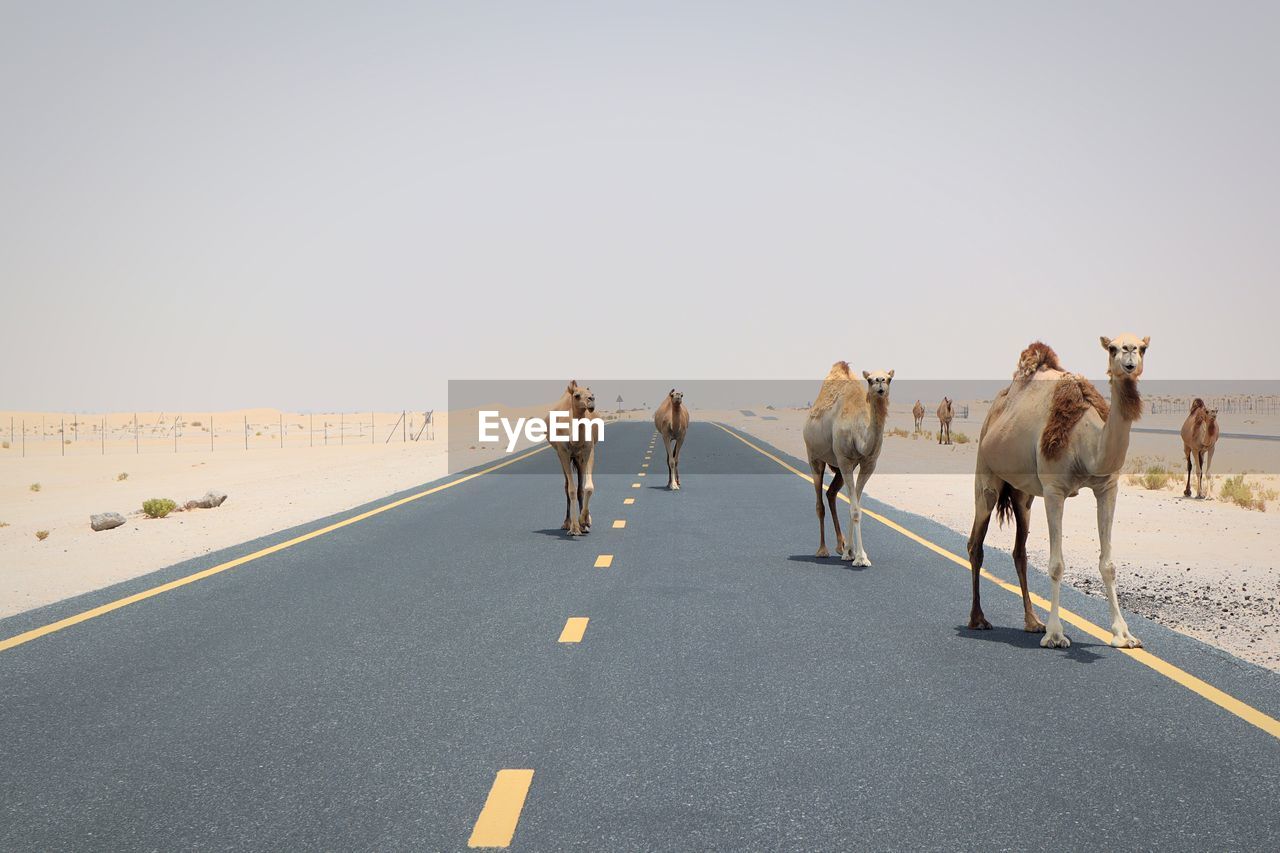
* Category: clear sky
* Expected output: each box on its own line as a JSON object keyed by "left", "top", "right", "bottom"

{"left": 2, "top": 1, "right": 1277, "bottom": 411}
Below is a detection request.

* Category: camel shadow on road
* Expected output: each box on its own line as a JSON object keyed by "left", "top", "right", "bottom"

{"left": 785, "top": 554, "right": 872, "bottom": 571}
{"left": 952, "top": 625, "right": 1107, "bottom": 664}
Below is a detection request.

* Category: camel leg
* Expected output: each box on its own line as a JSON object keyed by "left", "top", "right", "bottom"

{"left": 559, "top": 452, "right": 582, "bottom": 536}
{"left": 1184, "top": 449, "right": 1193, "bottom": 497}
{"left": 810, "top": 459, "right": 830, "bottom": 557}
{"left": 578, "top": 446, "right": 596, "bottom": 531}
{"left": 1195, "top": 450, "right": 1206, "bottom": 499}
{"left": 1040, "top": 490, "right": 1070, "bottom": 648}
{"left": 1096, "top": 483, "right": 1141, "bottom": 648}
{"left": 1011, "top": 491, "right": 1044, "bottom": 632}
{"left": 826, "top": 467, "right": 846, "bottom": 557}
{"left": 661, "top": 433, "right": 677, "bottom": 490}
{"left": 849, "top": 461, "right": 876, "bottom": 566}
{"left": 1204, "top": 445, "right": 1215, "bottom": 496}
{"left": 672, "top": 432, "right": 685, "bottom": 488}
{"left": 836, "top": 462, "right": 858, "bottom": 561}
{"left": 966, "top": 475, "right": 997, "bottom": 630}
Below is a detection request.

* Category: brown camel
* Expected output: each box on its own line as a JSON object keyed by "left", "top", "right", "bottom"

{"left": 550, "top": 380, "right": 598, "bottom": 536}
{"left": 967, "top": 336, "right": 1149, "bottom": 649}
{"left": 802, "top": 362, "right": 893, "bottom": 564}
{"left": 1181, "top": 398, "right": 1219, "bottom": 499}
{"left": 912, "top": 400, "right": 926, "bottom": 432}
{"left": 654, "top": 389, "right": 690, "bottom": 489}
{"left": 936, "top": 398, "right": 954, "bottom": 444}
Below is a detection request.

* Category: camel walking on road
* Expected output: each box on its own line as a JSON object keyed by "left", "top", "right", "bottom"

{"left": 550, "top": 380, "right": 598, "bottom": 536}
{"left": 1181, "top": 398, "right": 1220, "bottom": 498}
{"left": 966, "top": 336, "right": 1150, "bottom": 650}
{"left": 937, "top": 398, "right": 954, "bottom": 444}
{"left": 654, "top": 389, "right": 690, "bottom": 489}
{"left": 803, "top": 361, "right": 893, "bottom": 564}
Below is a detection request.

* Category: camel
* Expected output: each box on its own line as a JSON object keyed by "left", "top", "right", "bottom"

{"left": 653, "top": 389, "right": 690, "bottom": 489}
{"left": 550, "top": 380, "right": 597, "bottom": 536}
{"left": 803, "top": 362, "right": 893, "bottom": 565}
{"left": 966, "top": 336, "right": 1149, "bottom": 650}
{"left": 1181, "top": 398, "right": 1219, "bottom": 499}
{"left": 936, "top": 398, "right": 954, "bottom": 444}
{"left": 912, "top": 400, "right": 925, "bottom": 432}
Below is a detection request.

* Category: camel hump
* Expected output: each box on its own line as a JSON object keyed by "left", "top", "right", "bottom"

{"left": 811, "top": 361, "right": 858, "bottom": 416}
{"left": 1190, "top": 397, "right": 1206, "bottom": 413}
{"left": 1015, "top": 341, "right": 1063, "bottom": 379}
{"left": 826, "top": 360, "right": 853, "bottom": 380}
{"left": 1041, "top": 374, "right": 1110, "bottom": 459}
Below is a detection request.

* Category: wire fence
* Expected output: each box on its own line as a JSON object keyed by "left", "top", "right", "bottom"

{"left": 1147, "top": 396, "right": 1280, "bottom": 415}
{"left": 1, "top": 411, "right": 435, "bottom": 458}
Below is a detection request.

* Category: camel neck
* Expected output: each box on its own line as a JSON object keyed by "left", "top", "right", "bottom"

{"left": 1096, "top": 375, "right": 1141, "bottom": 474}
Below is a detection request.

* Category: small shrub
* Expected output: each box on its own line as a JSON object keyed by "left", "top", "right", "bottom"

{"left": 36, "top": 530, "right": 49, "bottom": 541}
{"left": 117, "top": 472, "right": 129, "bottom": 481}
{"left": 142, "top": 498, "right": 178, "bottom": 519}
{"left": 0, "top": 521, "right": 9, "bottom": 528}
{"left": 1219, "top": 475, "right": 1273, "bottom": 511}
{"left": 255, "top": 431, "right": 262, "bottom": 436}
{"left": 1136, "top": 463, "right": 1173, "bottom": 490}
{"left": 190, "top": 420, "right": 202, "bottom": 427}
{"left": 888, "top": 427, "right": 910, "bottom": 438}
{"left": 29, "top": 483, "right": 41, "bottom": 492}
{"left": 953, "top": 432, "right": 971, "bottom": 444}
{"left": 1, "top": 440, "right": 8, "bottom": 449}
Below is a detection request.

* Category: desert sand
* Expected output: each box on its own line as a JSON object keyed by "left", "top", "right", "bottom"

{"left": 709, "top": 402, "right": 1280, "bottom": 672}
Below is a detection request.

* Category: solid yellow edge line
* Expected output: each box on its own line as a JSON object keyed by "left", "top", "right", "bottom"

{"left": 468, "top": 768, "right": 535, "bottom": 848}
{"left": 0, "top": 444, "right": 552, "bottom": 655}
{"left": 711, "top": 422, "right": 1280, "bottom": 741}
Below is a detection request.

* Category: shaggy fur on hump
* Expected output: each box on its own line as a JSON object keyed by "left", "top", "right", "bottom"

{"left": 810, "top": 360, "right": 854, "bottom": 416}
{"left": 1041, "top": 374, "right": 1112, "bottom": 460}
{"left": 1015, "top": 341, "right": 1063, "bottom": 379}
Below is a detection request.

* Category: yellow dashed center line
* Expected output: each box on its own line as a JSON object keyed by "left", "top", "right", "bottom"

{"left": 631, "top": 483, "right": 641, "bottom": 489}
{"left": 623, "top": 498, "right": 635, "bottom": 505}
{"left": 594, "top": 554, "right": 614, "bottom": 568}
{"left": 612, "top": 520, "right": 626, "bottom": 529}
{"left": 638, "top": 472, "right": 646, "bottom": 477}
{"left": 468, "top": 769, "right": 535, "bottom": 848}
{"left": 558, "top": 617, "right": 589, "bottom": 643}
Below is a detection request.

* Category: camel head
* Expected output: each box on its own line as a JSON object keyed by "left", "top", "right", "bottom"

{"left": 669, "top": 389, "right": 684, "bottom": 406}
{"left": 1100, "top": 334, "right": 1150, "bottom": 378}
{"left": 861, "top": 369, "right": 894, "bottom": 399}
{"left": 566, "top": 380, "right": 596, "bottom": 415}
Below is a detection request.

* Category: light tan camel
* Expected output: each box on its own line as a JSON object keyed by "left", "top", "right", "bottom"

{"left": 967, "top": 336, "right": 1149, "bottom": 650}
{"left": 936, "top": 398, "right": 954, "bottom": 444}
{"left": 912, "top": 400, "right": 926, "bottom": 432}
{"left": 803, "top": 362, "right": 893, "bottom": 564}
{"left": 653, "top": 389, "right": 690, "bottom": 490}
{"left": 550, "top": 380, "right": 597, "bottom": 536}
{"left": 1181, "top": 398, "right": 1219, "bottom": 499}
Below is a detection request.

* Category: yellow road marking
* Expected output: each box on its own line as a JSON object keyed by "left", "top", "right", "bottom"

{"left": 638, "top": 472, "right": 646, "bottom": 477}
{"left": 631, "top": 483, "right": 641, "bottom": 489}
{"left": 612, "top": 520, "right": 626, "bottom": 529}
{"left": 594, "top": 554, "right": 614, "bottom": 568}
{"left": 642, "top": 463, "right": 649, "bottom": 468}
{"left": 559, "top": 617, "right": 589, "bottom": 643}
{"left": 623, "top": 498, "right": 635, "bottom": 505}
{"left": 468, "top": 769, "right": 535, "bottom": 848}
{"left": 711, "top": 422, "right": 1280, "bottom": 741}
{"left": 0, "top": 445, "right": 552, "bottom": 655}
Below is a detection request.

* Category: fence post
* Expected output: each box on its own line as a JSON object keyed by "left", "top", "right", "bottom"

{"left": 175, "top": 414, "right": 180, "bottom": 453}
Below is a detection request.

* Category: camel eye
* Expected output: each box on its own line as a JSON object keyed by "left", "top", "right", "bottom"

{"left": 1109, "top": 346, "right": 1118, "bottom": 356}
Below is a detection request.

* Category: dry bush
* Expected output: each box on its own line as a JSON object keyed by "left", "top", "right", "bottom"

{"left": 29, "top": 483, "right": 41, "bottom": 492}
{"left": 36, "top": 530, "right": 49, "bottom": 541}
{"left": 117, "top": 472, "right": 129, "bottom": 481}
{"left": 888, "top": 427, "right": 910, "bottom": 438}
{"left": 953, "top": 432, "right": 971, "bottom": 444}
{"left": 142, "top": 498, "right": 178, "bottom": 519}
{"left": 1, "top": 440, "right": 9, "bottom": 449}
{"left": 1218, "top": 475, "right": 1276, "bottom": 512}
{"left": 0, "top": 521, "right": 9, "bottom": 528}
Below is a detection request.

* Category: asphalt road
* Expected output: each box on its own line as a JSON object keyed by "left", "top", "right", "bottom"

{"left": 2, "top": 421, "right": 1278, "bottom": 851}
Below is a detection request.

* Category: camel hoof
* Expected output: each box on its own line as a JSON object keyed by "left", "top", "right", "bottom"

{"left": 852, "top": 554, "right": 871, "bottom": 567}
{"left": 1110, "top": 633, "right": 1143, "bottom": 649}
{"left": 670, "top": 483, "right": 680, "bottom": 491}
{"left": 1040, "top": 633, "right": 1071, "bottom": 649}
{"left": 1024, "top": 620, "right": 1047, "bottom": 634}
{"left": 838, "top": 548, "right": 854, "bottom": 561}
{"left": 561, "top": 520, "right": 572, "bottom": 531}
{"left": 968, "top": 616, "right": 992, "bottom": 631}
{"left": 815, "top": 546, "right": 830, "bottom": 558}
{"left": 1183, "top": 489, "right": 1192, "bottom": 497}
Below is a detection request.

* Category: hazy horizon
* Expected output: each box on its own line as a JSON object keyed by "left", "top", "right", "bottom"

{"left": 3, "top": 1, "right": 1278, "bottom": 412}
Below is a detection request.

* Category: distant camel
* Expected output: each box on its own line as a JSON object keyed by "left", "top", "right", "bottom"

{"left": 803, "top": 362, "right": 893, "bottom": 564}
{"left": 654, "top": 389, "right": 690, "bottom": 489}
{"left": 936, "top": 398, "right": 954, "bottom": 444}
{"left": 550, "top": 380, "right": 597, "bottom": 536}
{"left": 1181, "top": 398, "right": 1219, "bottom": 499}
{"left": 912, "top": 400, "right": 925, "bottom": 432}
{"left": 967, "top": 336, "right": 1149, "bottom": 650}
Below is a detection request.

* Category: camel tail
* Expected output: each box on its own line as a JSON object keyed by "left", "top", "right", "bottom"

{"left": 995, "top": 482, "right": 1016, "bottom": 528}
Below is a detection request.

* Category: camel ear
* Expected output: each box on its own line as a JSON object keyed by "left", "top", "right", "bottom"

{"left": 887, "top": 369, "right": 895, "bottom": 380}
{"left": 1100, "top": 336, "right": 1112, "bottom": 350}
{"left": 1141, "top": 336, "right": 1150, "bottom": 349}
{"left": 861, "top": 370, "right": 870, "bottom": 380}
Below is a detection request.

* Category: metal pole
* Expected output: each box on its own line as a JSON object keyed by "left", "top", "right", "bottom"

{"left": 175, "top": 414, "right": 180, "bottom": 453}
{"left": 61, "top": 418, "right": 65, "bottom": 456}
{"left": 74, "top": 417, "right": 78, "bottom": 443}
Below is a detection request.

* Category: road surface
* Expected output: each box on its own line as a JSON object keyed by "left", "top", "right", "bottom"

{"left": 2, "top": 421, "right": 1278, "bottom": 850}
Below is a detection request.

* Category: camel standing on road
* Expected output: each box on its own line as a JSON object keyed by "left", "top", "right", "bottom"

{"left": 937, "top": 398, "right": 954, "bottom": 444}
{"left": 1181, "top": 398, "right": 1220, "bottom": 499}
{"left": 912, "top": 400, "right": 926, "bottom": 432}
{"left": 966, "top": 336, "right": 1150, "bottom": 650}
{"left": 803, "top": 362, "right": 893, "bottom": 565}
{"left": 550, "top": 380, "right": 597, "bottom": 536}
{"left": 654, "top": 389, "right": 690, "bottom": 490}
